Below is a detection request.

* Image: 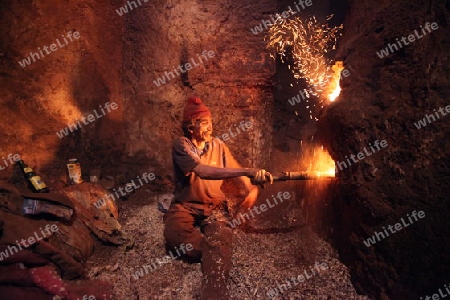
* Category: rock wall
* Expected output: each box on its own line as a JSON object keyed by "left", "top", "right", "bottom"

{"left": 121, "top": 0, "right": 276, "bottom": 178}
{"left": 320, "top": 0, "right": 450, "bottom": 298}
{"left": 0, "top": 0, "right": 125, "bottom": 182}
{"left": 0, "top": 0, "right": 276, "bottom": 185}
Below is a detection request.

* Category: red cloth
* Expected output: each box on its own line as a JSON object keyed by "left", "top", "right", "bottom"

{"left": 183, "top": 96, "right": 211, "bottom": 121}
{"left": 0, "top": 244, "right": 49, "bottom": 266}
{"left": 0, "top": 244, "right": 113, "bottom": 299}
{"left": 0, "top": 263, "right": 114, "bottom": 300}
{"left": 0, "top": 264, "right": 35, "bottom": 285}
{"left": 31, "top": 265, "right": 69, "bottom": 298}
{"left": 0, "top": 286, "right": 53, "bottom": 300}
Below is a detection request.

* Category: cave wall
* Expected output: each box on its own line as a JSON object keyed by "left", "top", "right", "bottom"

{"left": 0, "top": 0, "right": 125, "bottom": 183}
{"left": 320, "top": 0, "right": 450, "bottom": 298}
{"left": 0, "top": 0, "right": 276, "bottom": 186}
{"left": 120, "top": 0, "right": 276, "bottom": 180}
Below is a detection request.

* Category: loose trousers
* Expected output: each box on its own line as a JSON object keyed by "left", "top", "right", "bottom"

{"left": 163, "top": 202, "right": 233, "bottom": 300}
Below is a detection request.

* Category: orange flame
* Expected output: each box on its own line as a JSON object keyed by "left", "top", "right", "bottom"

{"left": 307, "top": 146, "right": 336, "bottom": 177}
{"left": 326, "top": 61, "right": 344, "bottom": 102}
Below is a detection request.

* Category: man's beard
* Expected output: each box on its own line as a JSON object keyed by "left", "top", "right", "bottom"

{"left": 202, "top": 131, "right": 212, "bottom": 141}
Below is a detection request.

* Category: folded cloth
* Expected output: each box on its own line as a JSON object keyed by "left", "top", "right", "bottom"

{"left": 0, "top": 210, "right": 86, "bottom": 279}
{"left": 0, "top": 182, "right": 28, "bottom": 216}
{"left": 59, "top": 182, "right": 130, "bottom": 245}
{"left": 0, "top": 244, "right": 49, "bottom": 266}
{"left": 60, "top": 182, "right": 117, "bottom": 218}
{"left": 0, "top": 286, "right": 54, "bottom": 300}
{"left": 0, "top": 263, "right": 114, "bottom": 300}
{"left": 32, "top": 240, "right": 85, "bottom": 279}
{"left": 30, "top": 265, "right": 69, "bottom": 298}
{"left": 21, "top": 190, "right": 74, "bottom": 210}
{"left": 0, "top": 182, "right": 122, "bottom": 299}
{"left": 0, "top": 263, "right": 35, "bottom": 286}
{"left": 22, "top": 197, "right": 74, "bottom": 221}
{"left": 0, "top": 182, "right": 74, "bottom": 221}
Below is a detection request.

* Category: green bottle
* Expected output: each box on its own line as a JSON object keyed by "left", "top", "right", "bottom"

{"left": 16, "top": 160, "right": 49, "bottom": 193}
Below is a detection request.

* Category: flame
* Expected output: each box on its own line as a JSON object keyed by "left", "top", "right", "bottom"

{"left": 328, "top": 84, "right": 341, "bottom": 102}
{"left": 266, "top": 15, "right": 344, "bottom": 113}
{"left": 307, "top": 146, "right": 336, "bottom": 178}
{"left": 326, "top": 61, "right": 344, "bottom": 102}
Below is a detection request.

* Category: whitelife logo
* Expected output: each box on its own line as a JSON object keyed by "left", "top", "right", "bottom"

{"left": 287, "top": 68, "right": 351, "bottom": 106}
{"left": 287, "top": 88, "right": 315, "bottom": 106}
{"left": 126, "top": 243, "right": 193, "bottom": 283}
{"left": 267, "top": 261, "right": 328, "bottom": 298}
{"left": 0, "top": 224, "right": 59, "bottom": 261}
{"left": 56, "top": 102, "right": 118, "bottom": 139}
{"left": 93, "top": 172, "right": 156, "bottom": 209}
{"left": 414, "top": 104, "right": 450, "bottom": 129}
{"left": 420, "top": 283, "right": 450, "bottom": 300}
{"left": 335, "top": 140, "right": 388, "bottom": 172}
{"left": 115, "top": 0, "right": 148, "bottom": 16}
{"left": 250, "top": 0, "right": 313, "bottom": 35}
{"left": 0, "top": 153, "right": 21, "bottom": 172}
{"left": 228, "top": 192, "right": 291, "bottom": 228}
{"left": 153, "top": 50, "right": 215, "bottom": 87}
{"left": 18, "top": 31, "right": 80, "bottom": 68}
{"left": 363, "top": 210, "right": 425, "bottom": 247}
{"left": 376, "top": 22, "right": 439, "bottom": 58}
{"left": 216, "top": 120, "right": 253, "bottom": 142}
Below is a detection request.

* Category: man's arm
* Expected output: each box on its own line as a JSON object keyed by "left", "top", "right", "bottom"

{"left": 192, "top": 164, "right": 273, "bottom": 188}
{"left": 193, "top": 163, "right": 261, "bottom": 210}
{"left": 192, "top": 164, "right": 258, "bottom": 180}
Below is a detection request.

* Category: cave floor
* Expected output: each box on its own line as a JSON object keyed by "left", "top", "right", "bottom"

{"left": 85, "top": 189, "right": 370, "bottom": 300}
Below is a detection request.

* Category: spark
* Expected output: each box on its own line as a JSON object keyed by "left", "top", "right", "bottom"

{"left": 266, "top": 15, "right": 344, "bottom": 116}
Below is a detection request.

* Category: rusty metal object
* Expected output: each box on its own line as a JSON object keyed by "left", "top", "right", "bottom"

{"left": 272, "top": 171, "right": 336, "bottom": 181}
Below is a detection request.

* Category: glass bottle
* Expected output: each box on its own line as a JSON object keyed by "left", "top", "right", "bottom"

{"left": 16, "top": 160, "right": 49, "bottom": 193}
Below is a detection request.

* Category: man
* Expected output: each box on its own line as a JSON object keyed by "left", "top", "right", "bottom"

{"left": 164, "top": 96, "right": 273, "bottom": 299}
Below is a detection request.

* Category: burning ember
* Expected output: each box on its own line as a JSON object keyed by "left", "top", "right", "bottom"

{"left": 265, "top": 15, "right": 344, "bottom": 111}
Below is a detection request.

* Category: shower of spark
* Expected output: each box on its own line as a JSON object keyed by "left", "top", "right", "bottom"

{"left": 266, "top": 16, "right": 341, "bottom": 182}
{"left": 266, "top": 15, "right": 343, "bottom": 110}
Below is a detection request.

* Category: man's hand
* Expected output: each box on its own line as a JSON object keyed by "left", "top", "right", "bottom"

{"left": 249, "top": 169, "right": 274, "bottom": 188}
{"left": 239, "top": 185, "right": 259, "bottom": 211}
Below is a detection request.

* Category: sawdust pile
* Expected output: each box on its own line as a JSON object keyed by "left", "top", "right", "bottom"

{"left": 86, "top": 189, "right": 369, "bottom": 299}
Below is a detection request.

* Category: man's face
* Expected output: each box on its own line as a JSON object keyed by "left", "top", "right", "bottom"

{"left": 191, "top": 117, "right": 213, "bottom": 142}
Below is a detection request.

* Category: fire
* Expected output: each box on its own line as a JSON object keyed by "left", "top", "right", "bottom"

{"left": 307, "top": 146, "right": 336, "bottom": 178}
{"left": 326, "top": 61, "right": 344, "bottom": 102}
{"left": 328, "top": 84, "right": 341, "bottom": 102}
